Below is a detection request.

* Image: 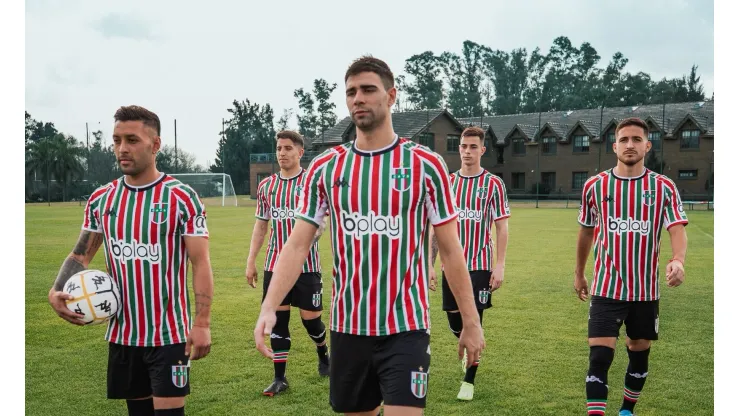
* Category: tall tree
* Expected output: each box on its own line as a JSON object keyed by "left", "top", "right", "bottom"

{"left": 398, "top": 51, "right": 445, "bottom": 110}
{"left": 441, "top": 41, "right": 486, "bottom": 117}
{"left": 482, "top": 47, "right": 529, "bottom": 115}
{"left": 314, "top": 78, "right": 338, "bottom": 139}
{"left": 277, "top": 108, "right": 294, "bottom": 131}
{"left": 687, "top": 64, "right": 705, "bottom": 101}
{"left": 157, "top": 145, "right": 203, "bottom": 173}
{"left": 294, "top": 88, "right": 319, "bottom": 139}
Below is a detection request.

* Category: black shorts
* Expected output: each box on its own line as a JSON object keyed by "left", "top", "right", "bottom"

{"left": 263, "top": 271, "right": 323, "bottom": 311}
{"left": 442, "top": 270, "right": 492, "bottom": 311}
{"left": 107, "top": 342, "right": 190, "bottom": 399}
{"left": 329, "top": 330, "right": 431, "bottom": 413}
{"left": 588, "top": 296, "right": 660, "bottom": 340}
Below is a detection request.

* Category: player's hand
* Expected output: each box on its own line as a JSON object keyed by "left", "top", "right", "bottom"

{"left": 666, "top": 260, "right": 685, "bottom": 288}
{"left": 254, "top": 308, "right": 277, "bottom": 359}
{"left": 429, "top": 268, "right": 437, "bottom": 291}
{"left": 185, "top": 325, "right": 211, "bottom": 360}
{"left": 246, "top": 262, "right": 258, "bottom": 288}
{"left": 458, "top": 319, "right": 485, "bottom": 368}
{"left": 573, "top": 274, "right": 589, "bottom": 301}
{"left": 48, "top": 288, "right": 86, "bottom": 326}
{"left": 490, "top": 265, "right": 505, "bottom": 291}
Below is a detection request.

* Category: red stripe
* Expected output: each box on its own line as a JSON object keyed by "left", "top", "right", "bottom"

{"left": 350, "top": 154, "right": 362, "bottom": 332}
{"left": 100, "top": 184, "right": 120, "bottom": 343}
{"left": 332, "top": 152, "right": 347, "bottom": 332}
{"left": 639, "top": 176, "right": 649, "bottom": 300}
{"left": 614, "top": 177, "right": 622, "bottom": 299}
{"left": 403, "top": 154, "right": 418, "bottom": 331}
{"left": 133, "top": 190, "right": 147, "bottom": 344}
{"left": 118, "top": 187, "right": 132, "bottom": 344}
{"left": 165, "top": 191, "right": 179, "bottom": 343}
{"left": 627, "top": 179, "right": 635, "bottom": 300}
{"left": 151, "top": 183, "right": 163, "bottom": 346}
{"left": 369, "top": 155, "right": 379, "bottom": 334}
{"left": 387, "top": 149, "right": 399, "bottom": 332}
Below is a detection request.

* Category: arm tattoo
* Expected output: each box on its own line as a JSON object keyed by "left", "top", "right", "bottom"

{"left": 53, "top": 231, "right": 102, "bottom": 291}
{"left": 431, "top": 234, "right": 439, "bottom": 266}
{"left": 53, "top": 257, "right": 86, "bottom": 291}
{"left": 194, "top": 293, "right": 212, "bottom": 317}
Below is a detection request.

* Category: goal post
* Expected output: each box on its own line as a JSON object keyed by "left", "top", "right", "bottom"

{"left": 168, "top": 173, "right": 238, "bottom": 207}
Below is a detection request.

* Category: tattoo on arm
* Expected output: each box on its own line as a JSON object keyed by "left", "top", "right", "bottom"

{"left": 53, "top": 231, "right": 103, "bottom": 291}
{"left": 53, "top": 257, "right": 86, "bottom": 291}
{"left": 431, "top": 233, "right": 439, "bottom": 266}
{"left": 194, "top": 293, "right": 212, "bottom": 318}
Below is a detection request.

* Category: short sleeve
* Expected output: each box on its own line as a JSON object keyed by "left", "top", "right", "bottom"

{"left": 296, "top": 153, "right": 330, "bottom": 228}
{"left": 662, "top": 178, "right": 689, "bottom": 229}
{"left": 255, "top": 179, "right": 270, "bottom": 221}
{"left": 423, "top": 153, "right": 458, "bottom": 226}
{"left": 177, "top": 186, "right": 209, "bottom": 237}
{"left": 578, "top": 180, "right": 596, "bottom": 227}
{"left": 81, "top": 189, "right": 105, "bottom": 233}
{"left": 491, "top": 177, "right": 511, "bottom": 221}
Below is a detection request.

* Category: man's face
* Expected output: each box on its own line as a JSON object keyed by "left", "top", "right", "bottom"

{"left": 614, "top": 125, "right": 651, "bottom": 166}
{"left": 276, "top": 138, "right": 303, "bottom": 171}
{"left": 345, "top": 71, "right": 396, "bottom": 132}
{"left": 112, "top": 121, "right": 160, "bottom": 176}
{"left": 459, "top": 135, "right": 485, "bottom": 167}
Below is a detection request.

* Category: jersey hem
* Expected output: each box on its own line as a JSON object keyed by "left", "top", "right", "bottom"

{"left": 329, "top": 324, "right": 429, "bottom": 336}
{"left": 81, "top": 226, "right": 103, "bottom": 233}
{"left": 493, "top": 214, "right": 511, "bottom": 222}
{"left": 666, "top": 220, "right": 689, "bottom": 230}
{"left": 295, "top": 214, "right": 320, "bottom": 228}
{"left": 432, "top": 212, "right": 459, "bottom": 227}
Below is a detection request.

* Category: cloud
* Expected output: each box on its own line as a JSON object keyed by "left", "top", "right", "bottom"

{"left": 92, "top": 13, "right": 156, "bottom": 41}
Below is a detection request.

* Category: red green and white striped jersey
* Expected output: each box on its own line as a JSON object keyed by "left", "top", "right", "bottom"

{"left": 449, "top": 170, "right": 510, "bottom": 271}
{"left": 578, "top": 168, "right": 688, "bottom": 301}
{"left": 255, "top": 169, "right": 321, "bottom": 273}
{"left": 81, "top": 173, "right": 209, "bottom": 346}
{"left": 297, "top": 136, "right": 457, "bottom": 336}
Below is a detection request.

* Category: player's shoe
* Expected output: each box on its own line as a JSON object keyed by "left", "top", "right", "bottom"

{"left": 457, "top": 381, "right": 475, "bottom": 401}
{"left": 618, "top": 411, "right": 633, "bottom": 416}
{"left": 318, "top": 357, "right": 330, "bottom": 377}
{"left": 262, "top": 377, "right": 289, "bottom": 396}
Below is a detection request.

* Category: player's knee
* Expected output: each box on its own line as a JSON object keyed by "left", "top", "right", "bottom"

{"left": 299, "top": 309, "right": 321, "bottom": 320}
{"left": 152, "top": 397, "right": 185, "bottom": 414}
{"left": 301, "top": 316, "right": 326, "bottom": 344}
{"left": 626, "top": 338, "right": 651, "bottom": 352}
{"left": 446, "top": 311, "right": 463, "bottom": 337}
{"left": 589, "top": 345, "right": 615, "bottom": 373}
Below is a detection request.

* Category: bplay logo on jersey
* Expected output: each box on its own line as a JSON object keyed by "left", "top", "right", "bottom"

{"left": 109, "top": 239, "right": 162, "bottom": 263}
{"left": 458, "top": 209, "right": 483, "bottom": 222}
{"left": 341, "top": 211, "right": 401, "bottom": 239}
{"left": 271, "top": 207, "right": 296, "bottom": 220}
{"left": 607, "top": 217, "right": 650, "bottom": 235}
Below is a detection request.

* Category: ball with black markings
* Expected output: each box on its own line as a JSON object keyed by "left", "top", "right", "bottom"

{"left": 63, "top": 270, "right": 121, "bottom": 325}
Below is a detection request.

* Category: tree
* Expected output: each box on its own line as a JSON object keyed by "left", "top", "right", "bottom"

{"left": 397, "top": 51, "right": 445, "bottom": 110}
{"left": 157, "top": 145, "right": 203, "bottom": 173}
{"left": 26, "top": 134, "right": 85, "bottom": 202}
{"left": 440, "top": 41, "right": 486, "bottom": 117}
{"left": 294, "top": 88, "right": 319, "bottom": 139}
{"left": 687, "top": 64, "right": 705, "bottom": 101}
{"left": 482, "top": 47, "right": 529, "bottom": 115}
{"left": 294, "top": 79, "right": 338, "bottom": 141}
{"left": 87, "top": 130, "right": 118, "bottom": 188}
{"left": 277, "top": 108, "right": 294, "bottom": 131}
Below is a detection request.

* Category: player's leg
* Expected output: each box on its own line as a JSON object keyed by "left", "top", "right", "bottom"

{"left": 107, "top": 342, "right": 155, "bottom": 416}
{"left": 619, "top": 300, "right": 659, "bottom": 416}
{"left": 329, "top": 331, "right": 383, "bottom": 415}
{"left": 295, "top": 272, "right": 330, "bottom": 376}
{"left": 262, "top": 270, "right": 293, "bottom": 395}
{"left": 585, "top": 296, "right": 629, "bottom": 416}
{"left": 374, "top": 330, "right": 430, "bottom": 416}
{"left": 145, "top": 343, "right": 190, "bottom": 416}
{"left": 458, "top": 270, "right": 492, "bottom": 399}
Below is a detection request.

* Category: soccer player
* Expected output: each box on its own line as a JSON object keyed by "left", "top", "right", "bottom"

{"left": 574, "top": 117, "right": 688, "bottom": 416}
{"left": 245, "top": 130, "right": 329, "bottom": 396}
{"left": 47, "top": 106, "right": 213, "bottom": 416}
{"left": 253, "top": 56, "right": 485, "bottom": 416}
{"left": 430, "top": 126, "right": 510, "bottom": 401}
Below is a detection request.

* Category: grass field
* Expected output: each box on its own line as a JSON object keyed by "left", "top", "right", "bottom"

{"left": 25, "top": 199, "right": 714, "bottom": 415}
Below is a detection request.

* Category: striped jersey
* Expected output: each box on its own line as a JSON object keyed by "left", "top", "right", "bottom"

{"left": 297, "top": 136, "right": 457, "bottom": 336}
{"left": 449, "top": 170, "right": 510, "bottom": 271}
{"left": 255, "top": 169, "right": 321, "bottom": 272}
{"left": 578, "top": 168, "right": 688, "bottom": 301}
{"left": 81, "top": 173, "right": 209, "bottom": 346}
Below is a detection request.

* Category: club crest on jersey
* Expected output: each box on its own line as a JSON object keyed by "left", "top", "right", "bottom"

{"left": 642, "top": 190, "right": 656, "bottom": 206}
{"left": 312, "top": 292, "right": 321, "bottom": 307}
{"left": 410, "top": 367, "right": 428, "bottom": 398}
{"left": 150, "top": 203, "right": 168, "bottom": 224}
{"left": 477, "top": 188, "right": 487, "bottom": 199}
{"left": 391, "top": 168, "right": 411, "bottom": 192}
{"left": 479, "top": 289, "right": 491, "bottom": 304}
{"left": 171, "top": 363, "right": 188, "bottom": 388}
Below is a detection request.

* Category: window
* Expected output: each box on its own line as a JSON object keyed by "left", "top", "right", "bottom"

{"left": 512, "top": 138, "right": 525, "bottom": 156}
{"left": 418, "top": 133, "right": 434, "bottom": 150}
{"left": 605, "top": 132, "right": 615, "bottom": 153}
{"left": 680, "top": 129, "right": 700, "bottom": 150}
{"left": 573, "top": 135, "right": 589, "bottom": 153}
{"left": 572, "top": 171, "right": 588, "bottom": 191}
{"left": 541, "top": 172, "right": 556, "bottom": 190}
{"left": 678, "top": 169, "right": 698, "bottom": 180}
{"left": 511, "top": 172, "right": 525, "bottom": 190}
{"left": 648, "top": 131, "right": 662, "bottom": 150}
{"left": 446, "top": 134, "right": 459, "bottom": 152}
{"left": 542, "top": 136, "right": 557, "bottom": 155}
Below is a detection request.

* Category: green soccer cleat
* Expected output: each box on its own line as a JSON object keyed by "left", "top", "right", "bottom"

{"left": 457, "top": 381, "right": 475, "bottom": 401}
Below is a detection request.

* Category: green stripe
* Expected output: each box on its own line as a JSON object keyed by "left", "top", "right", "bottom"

{"left": 125, "top": 190, "right": 139, "bottom": 343}
{"left": 341, "top": 153, "right": 354, "bottom": 332}
{"left": 161, "top": 187, "right": 172, "bottom": 345}
{"left": 142, "top": 189, "right": 154, "bottom": 345}
{"left": 359, "top": 156, "right": 371, "bottom": 332}
{"left": 379, "top": 155, "right": 391, "bottom": 332}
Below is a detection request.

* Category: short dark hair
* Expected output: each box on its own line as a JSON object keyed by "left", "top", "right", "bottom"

{"left": 276, "top": 130, "right": 304, "bottom": 147}
{"left": 345, "top": 55, "right": 395, "bottom": 90}
{"left": 615, "top": 117, "right": 649, "bottom": 138}
{"left": 461, "top": 126, "right": 486, "bottom": 142}
{"left": 114, "top": 105, "right": 161, "bottom": 136}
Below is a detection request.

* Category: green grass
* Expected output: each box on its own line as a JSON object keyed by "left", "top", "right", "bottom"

{"left": 26, "top": 200, "right": 714, "bottom": 415}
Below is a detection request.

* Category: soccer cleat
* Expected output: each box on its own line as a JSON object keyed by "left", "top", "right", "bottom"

{"left": 618, "top": 411, "right": 633, "bottom": 416}
{"left": 457, "top": 381, "right": 475, "bottom": 401}
{"left": 318, "top": 357, "right": 330, "bottom": 377}
{"left": 262, "top": 377, "right": 289, "bottom": 396}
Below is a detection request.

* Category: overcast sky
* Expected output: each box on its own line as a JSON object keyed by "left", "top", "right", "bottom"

{"left": 25, "top": 0, "right": 714, "bottom": 168}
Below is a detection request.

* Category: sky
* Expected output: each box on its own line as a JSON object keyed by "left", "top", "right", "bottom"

{"left": 25, "top": 0, "right": 714, "bottom": 168}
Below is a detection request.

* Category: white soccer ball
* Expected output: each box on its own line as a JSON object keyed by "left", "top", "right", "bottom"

{"left": 63, "top": 270, "right": 121, "bottom": 325}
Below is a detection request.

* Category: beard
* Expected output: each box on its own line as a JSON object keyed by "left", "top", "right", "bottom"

{"left": 353, "top": 109, "right": 385, "bottom": 132}
{"left": 617, "top": 153, "right": 643, "bottom": 166}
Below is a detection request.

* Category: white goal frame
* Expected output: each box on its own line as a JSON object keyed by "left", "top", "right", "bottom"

{"left": 168, "top": 173, "right": 238, "bottom": 207}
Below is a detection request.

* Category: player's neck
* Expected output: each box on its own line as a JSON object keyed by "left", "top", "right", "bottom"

{"left": 125, "top": 166, "right": 162, "bottom": 187}
{"left": 280, "top": 165, "right": 302, "bottom": 179}
{"left": 460, "top": 164, "right": 483, "bottom": 177}
{"left": 354, "top": 121, "right": 396, "bottom": 152}
{"left": 613, "top": 161, "right": 646, "bottom": 178}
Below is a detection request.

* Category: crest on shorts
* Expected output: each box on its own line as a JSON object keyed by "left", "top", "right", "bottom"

{"left": 391, "top": 168, "right": 411, "bottom": 192}
{"left": 150, "top": 203, "right": 168, "bottom": 224}
{"left": 312, "top": 292, "right": 321, "bottom": 308}
{"left": 478, "top": 289, "right": 490, "bottom": 304}
{"left": 171, "top": 363, "right": 188, "bottom": 388}
{"left": 642, "top": 190, "right": 656, "bottom": 206}
{"left": 410, "top": 367, "right": 428, "bottom": 398}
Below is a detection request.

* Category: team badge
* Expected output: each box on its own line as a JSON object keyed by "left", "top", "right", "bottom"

{"left": 150, "top": 203, "right": 168, "bottom": 224}
{"left": 391, "top": 168, "right": 411, "bottom": 192}
{"left": 642, "top": 190, "right": 656, "bottom": 206}
{"left": 312, "top": 292, "right": 321, "bottom": 308}
{"left": 171, "top": 361, "right": 188, "bottom": 388}
{"left": 478, "top": 290, "right": 490, "bottom": 304}
{"left": 410, "top": 367, "right": 428, "bottom": 398}
{"left": 477, "top": 187, "right": 487, "bottom": 199}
